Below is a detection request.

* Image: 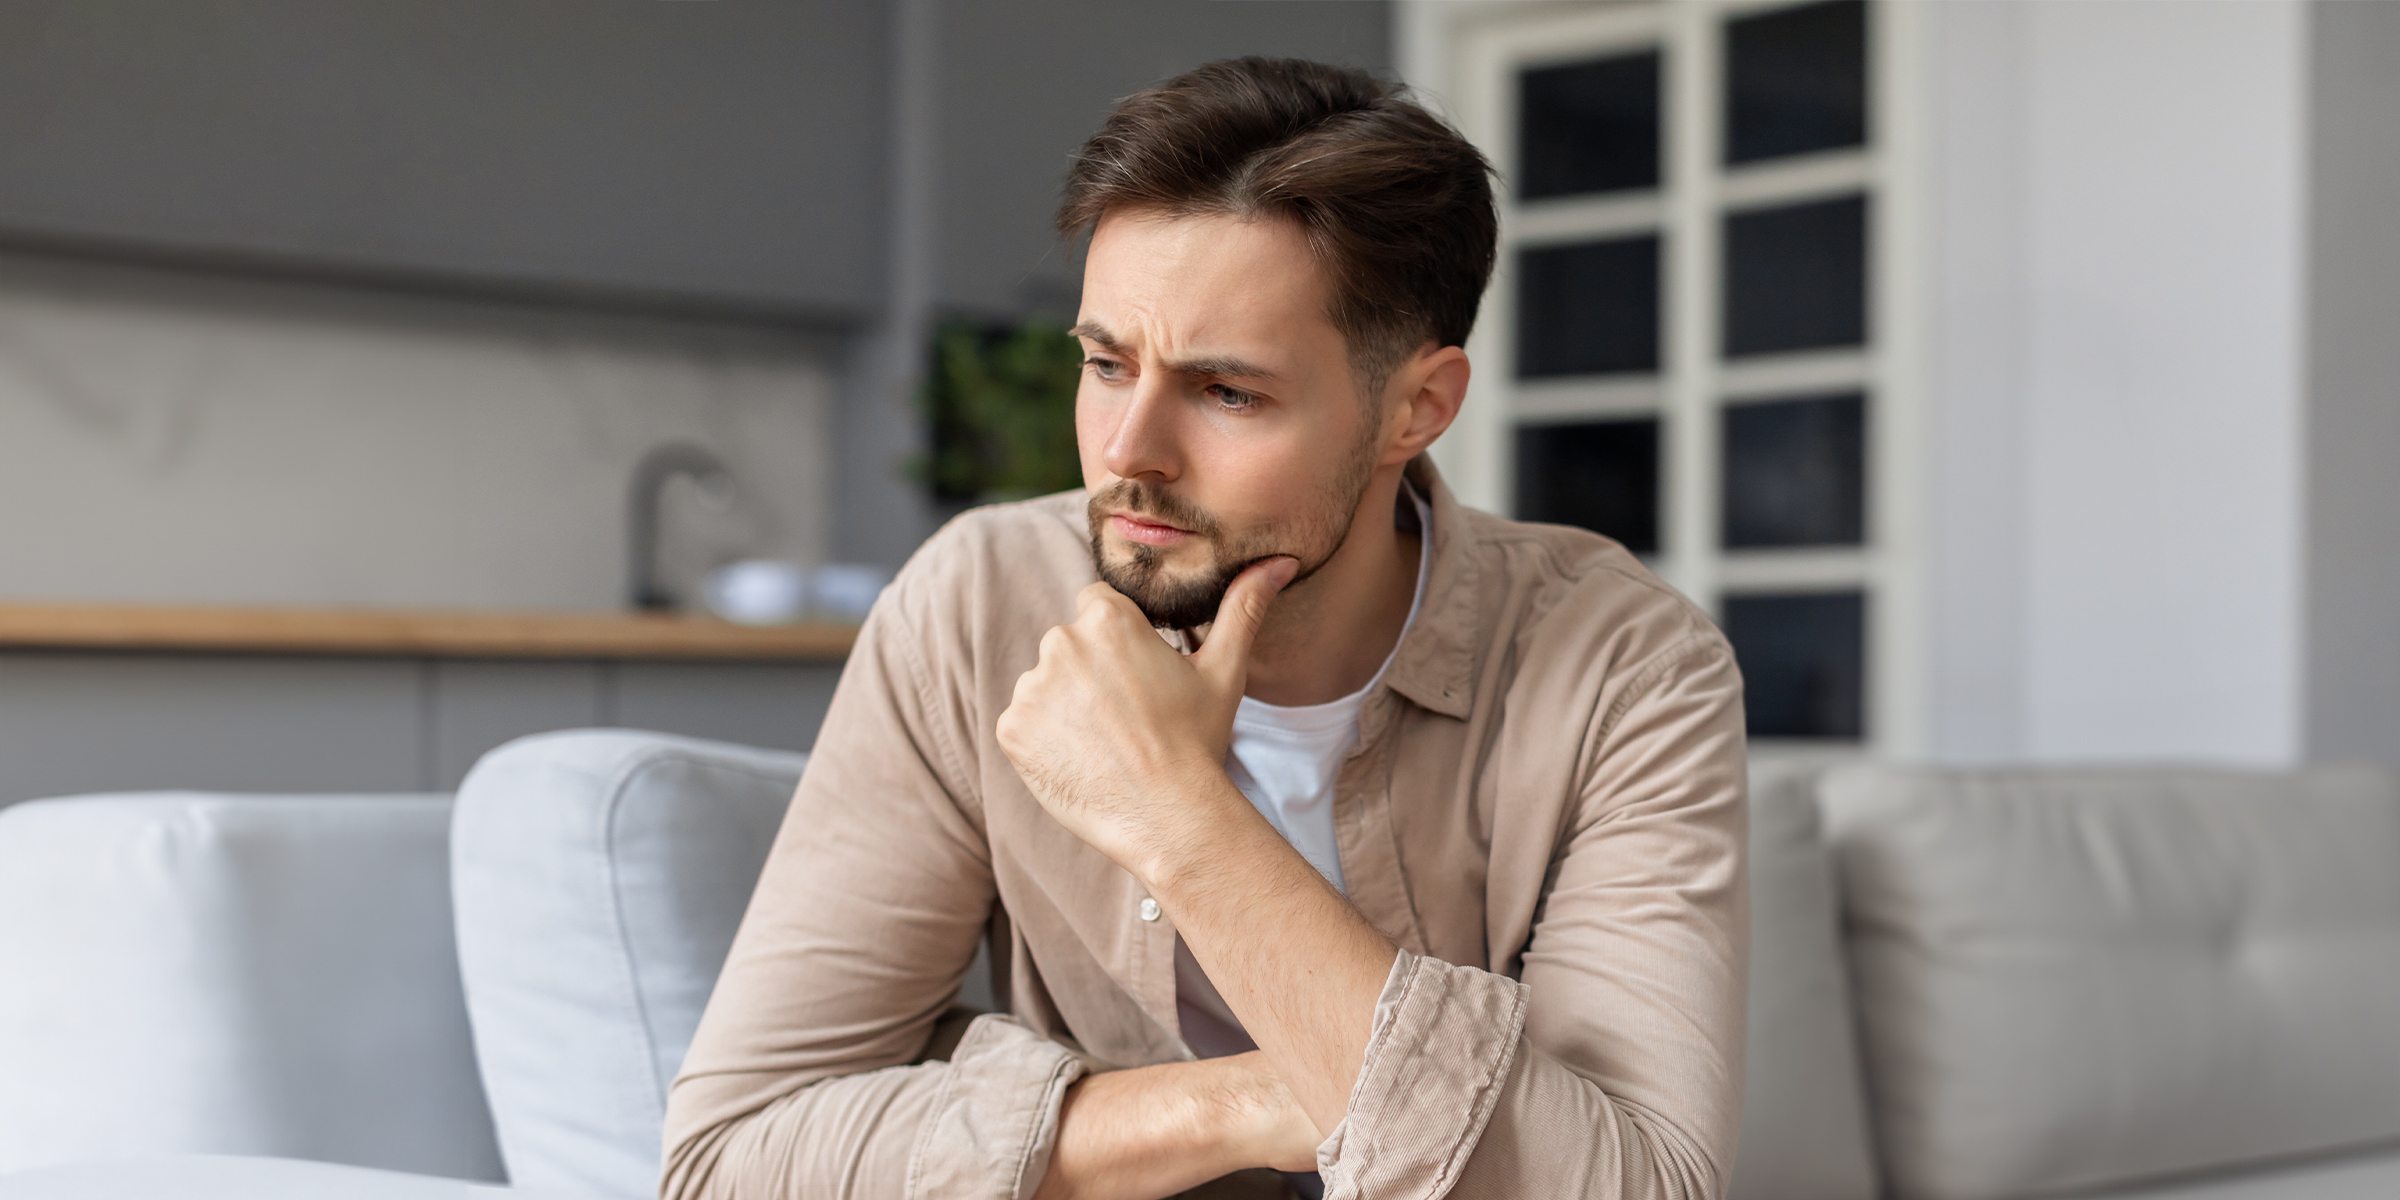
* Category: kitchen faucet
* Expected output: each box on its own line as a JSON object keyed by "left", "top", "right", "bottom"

{"left": 627, "top": 443, "right": 734, "bottom": 611}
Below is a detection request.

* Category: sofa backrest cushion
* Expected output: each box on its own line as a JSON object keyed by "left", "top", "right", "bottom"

{"left": 1823, "top": 764, "right": 2400, "bottom": 1200}
{"left": 0, "top": 793, "right": 501, "bottom": 1181}
{"left": 1728, "top": 758, "right": 1882, "bottom": 1200}
{"left": 451, "top": 729, "right": 806, "bottom": 1200}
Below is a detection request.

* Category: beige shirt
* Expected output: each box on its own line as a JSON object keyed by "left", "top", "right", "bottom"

{"left": 663, "top": 459, "right": 1749, "bottom": 1200}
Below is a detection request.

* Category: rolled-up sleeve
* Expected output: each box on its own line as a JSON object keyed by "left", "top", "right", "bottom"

{"left": 668, "top": 1011, "right": 1085, "bottom": 1200}
{"left": 1319, "top": 638, "right": 1748, "bottom": 1200}
{"left": 901, "top": 1016, "right": 1088, "bottom": 1197}
{"left": 1316, "top": 950, "right": 1528, "bottom": 1197}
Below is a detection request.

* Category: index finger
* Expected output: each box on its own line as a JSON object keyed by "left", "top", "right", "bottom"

{"left": 1075, "top": 580, "right": 1135, "bottom": 620}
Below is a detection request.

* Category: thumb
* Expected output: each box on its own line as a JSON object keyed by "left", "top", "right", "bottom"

{"left": 1195, "top": 556, "right": 1299, "bottom": 685}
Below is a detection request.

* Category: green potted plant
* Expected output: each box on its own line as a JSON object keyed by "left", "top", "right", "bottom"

{"left": 913, "top": 317, "right": 1085, "bottom": 506}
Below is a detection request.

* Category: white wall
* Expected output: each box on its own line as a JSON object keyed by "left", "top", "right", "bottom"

{"left": 0, "top": 253, "right": 834, "bottom": 610}
{"left": 1924, "top": 0, "right": 2306, "bottom": 765}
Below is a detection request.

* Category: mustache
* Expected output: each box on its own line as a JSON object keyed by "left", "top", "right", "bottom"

{"left": 1088, "top": 479, "right": 1222, "bottom": 539}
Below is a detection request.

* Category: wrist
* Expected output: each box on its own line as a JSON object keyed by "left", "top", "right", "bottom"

{"left": 1188, "top": 1054, "right": 1284, "bottom": 1167}
{"left": 1132, "top": 777, "right": 1286, "bottom": 902}
{"left": 1197, "top": 1052, "right": 1326, "bottom": 1175}
{"left": 1040, "top": 1060, "right": 1270, "bottom": 1200}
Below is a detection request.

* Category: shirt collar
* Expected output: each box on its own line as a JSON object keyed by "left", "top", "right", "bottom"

{"left": 1380, "top": 455, "right": 1481, "bottom": 721}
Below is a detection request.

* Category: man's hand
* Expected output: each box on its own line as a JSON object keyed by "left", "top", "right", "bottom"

{"left": 1034, "top": 1052, "right": 1320, "bottom": 1200}
{"left": 1210, "top": 1051, "right": 1325, "bottom": 1174}
{"left": 996, "top": 557, "right": 1298, "bottom": 877}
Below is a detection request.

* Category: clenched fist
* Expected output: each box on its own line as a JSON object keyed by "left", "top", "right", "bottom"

{"left": 996, "top": 557, "right": 1298, "bottom": 879}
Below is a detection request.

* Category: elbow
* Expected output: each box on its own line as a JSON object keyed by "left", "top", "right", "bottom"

{"left": 1623, "top": 1106, "right": 1729, "bottom": 1200}
{"left": 657, "top": 1113, "right": 737, "bottom": 1200}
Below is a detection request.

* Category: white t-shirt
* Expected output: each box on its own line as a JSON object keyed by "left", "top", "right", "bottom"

{"left": 1176, "top": 483, "right": 1432, "bottom": 1060}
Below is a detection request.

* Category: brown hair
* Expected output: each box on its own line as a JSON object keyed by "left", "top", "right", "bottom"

{"left": 1057, "top": 57, "right": 1497, "bottom": 399}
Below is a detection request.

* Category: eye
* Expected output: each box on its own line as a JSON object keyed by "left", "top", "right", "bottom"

{"left": 1083, "top": 356, "right": 1127, "bottom": 382}
{"left": 1207, "top": 383, "right": 1260, "bottom": 411}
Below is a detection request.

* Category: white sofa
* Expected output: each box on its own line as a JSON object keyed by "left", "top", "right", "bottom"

{"left": 1, "top": 730, "right": 2397, "bottom": 1200}
{"left": 0, "top": 792, "right": 502, "bottom": 1183}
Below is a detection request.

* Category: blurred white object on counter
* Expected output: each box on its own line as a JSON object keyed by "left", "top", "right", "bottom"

{"left": 701, "top": 560, "right": 891, "bottom": 625}
{"left": 702, "top": 560, "right": 809, "bottom": 626}
{"left": 810, "top": 563, "right": 893, "bottom": 621}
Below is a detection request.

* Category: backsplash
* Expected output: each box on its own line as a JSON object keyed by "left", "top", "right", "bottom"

{"left": 0, "top": 252, "right": 833, "bottom": 610}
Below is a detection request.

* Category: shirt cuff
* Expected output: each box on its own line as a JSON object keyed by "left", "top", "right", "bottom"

{"left": 1317, "top": 949, "right": 1530, "bottom": 1200}
{"left": 904, "top": 1014, "right": 1088, "bottom": 1200}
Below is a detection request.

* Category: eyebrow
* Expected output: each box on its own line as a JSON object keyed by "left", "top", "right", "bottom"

{"left": 1068, "top": 321, "right": 1286, "bottom": 383}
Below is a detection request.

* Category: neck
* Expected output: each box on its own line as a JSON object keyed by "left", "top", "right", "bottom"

{"left": 1238, "top": 463, "right": 1420, "bottom": 707}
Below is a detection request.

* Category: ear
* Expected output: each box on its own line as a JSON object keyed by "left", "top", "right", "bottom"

{"left": 1378, "top": 343, "right": 1472, "bottom": 467}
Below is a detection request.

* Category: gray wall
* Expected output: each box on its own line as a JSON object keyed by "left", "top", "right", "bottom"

{"left": 2304, "top": 0, "right": 2400, "bottom": 768}
{"left": 0, "top": 0, "right": 889, "bottom": 318}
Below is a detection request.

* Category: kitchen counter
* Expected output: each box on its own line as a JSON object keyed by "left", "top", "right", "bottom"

{"left": 0, "top": 602, "right": 858, "bottom": 661}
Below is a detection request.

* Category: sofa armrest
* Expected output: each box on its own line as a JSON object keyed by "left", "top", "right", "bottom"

{"left": 0, "top": 792, "right": 501, "bottom": 1181}
{"left": 451, "top": 729, "right": 807, "bottom": 1200}
{"left": 1731, "top": 757, "right": 1882, "bottom": 1200}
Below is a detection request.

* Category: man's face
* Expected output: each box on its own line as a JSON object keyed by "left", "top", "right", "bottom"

{"left": 1073, "top": 211, "right": 1386, "bottom": 629}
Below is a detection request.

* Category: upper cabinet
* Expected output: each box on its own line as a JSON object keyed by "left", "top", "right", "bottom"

{"left": 0, "top": 1, "right": 891, "bottom": 320}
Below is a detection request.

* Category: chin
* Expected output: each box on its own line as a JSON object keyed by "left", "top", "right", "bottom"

{"left": 1097, "top": 550, "right": 1237, "bottom": 630}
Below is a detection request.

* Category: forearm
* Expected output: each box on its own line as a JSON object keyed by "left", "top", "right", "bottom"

{"left": 664, "top": 1063, "right": 945, "bottom": 1200}
{"left": 1139, "top": 783, "right": 1398, "bottom": 1135}
{"left": 1034, "top": 1053, "right": 1308, "bottom": 1200}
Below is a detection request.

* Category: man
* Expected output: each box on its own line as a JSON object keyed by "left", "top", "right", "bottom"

{"left": 665, "top": 58, "right": 1745, "bottom": 1200}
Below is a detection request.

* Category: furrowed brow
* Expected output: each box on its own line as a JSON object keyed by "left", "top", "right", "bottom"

{"left": 1068, "top": 324, "right": 1282, "bottom": 383}
{"left": 1067, "top": 322, "right": 1123, "bottom": 352}
{"left": 1170, "top": 355, "right": 1283, "bottom": 383}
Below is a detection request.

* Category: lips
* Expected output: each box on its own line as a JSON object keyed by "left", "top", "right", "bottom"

{"left": 1109, "top": 512, "right": 1192, "bottom": 546}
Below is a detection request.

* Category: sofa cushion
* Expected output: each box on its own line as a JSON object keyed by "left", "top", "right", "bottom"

{"left": 2073, "top": 1141, "right": 2400, "bottom": 1200}
{"left": 450, "top": 729, "right": 806, "bottom": 1200}
{"left": 1823, "top": 764, "right": 2400, "bottom": 1200}
{"left": 1728, "top": 757, "right": 1882, "bottom": 1200}
{"left": 0, "top": 793, "right": 500, "bottom": 1181}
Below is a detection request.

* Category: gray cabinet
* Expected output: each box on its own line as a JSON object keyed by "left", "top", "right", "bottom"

{"left": 0, "top": 1, "right": 890, "bottom": 317}
{"left": 0, "top": 652, "right": 841, "bottom": 806}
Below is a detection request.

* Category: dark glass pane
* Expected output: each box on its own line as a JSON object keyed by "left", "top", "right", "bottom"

{"left": 1507, "top": 420, "right": 1660, "bottom": 549}
{"left": 1726, "top": 0, "right": 1868, "bottom": 164}
{"left": 1519, "top": 51, "right": 1662, "bottom": 200}
{"left": 1723, "top": 393, "right": 1866, "bottom": 547}
{"left": 1723, "top": 591, "right": 1865, "bottom": 738}
{"left": 1515, "top": 418, "right": 1660, "bottom": 553}
{"left": 1723, "top": 195, "right": 1867, "bottom": 357}
{"left": 1517, "top": 235, "right": 1662, "bottom": 378}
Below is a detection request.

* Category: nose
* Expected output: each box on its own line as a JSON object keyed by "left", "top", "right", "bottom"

{"left": 1099, "top": 373, "right": 1182, "bottom": 484}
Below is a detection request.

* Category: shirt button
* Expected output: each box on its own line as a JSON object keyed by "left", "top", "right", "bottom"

{"left": 1138, "top": 897, "right": 1161, "bottom": 922}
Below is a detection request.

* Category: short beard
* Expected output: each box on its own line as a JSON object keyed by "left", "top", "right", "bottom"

{"left": 1085, "top": 433, "right": 1382, "bottom": 631}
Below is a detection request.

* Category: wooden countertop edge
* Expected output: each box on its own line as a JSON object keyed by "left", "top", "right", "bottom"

{"left": 0, "top": 603, "right": 860, "bottom": 660}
